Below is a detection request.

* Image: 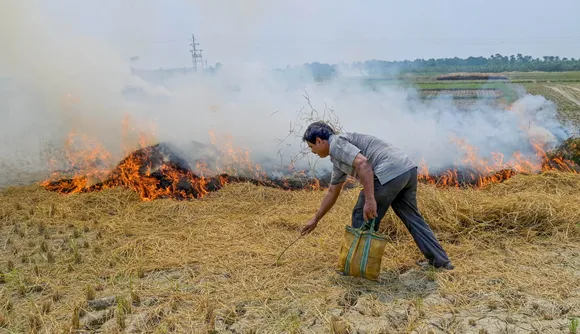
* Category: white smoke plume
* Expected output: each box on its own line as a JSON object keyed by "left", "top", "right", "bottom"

{"left": 0, "top": 1, "right": 575, "bottom": 188}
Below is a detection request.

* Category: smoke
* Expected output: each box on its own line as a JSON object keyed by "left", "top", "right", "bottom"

{"left": 0, "top": 1, "right": 171, "bottom": 185}
{"left": 0, "top": 1, "right": 575, "bottom": 188}
{"left": 149, "top": 66, "right": 573, "bottom": 177}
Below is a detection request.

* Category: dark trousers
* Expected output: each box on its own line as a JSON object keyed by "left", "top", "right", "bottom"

{"left": 351, "top": 167, "right": 452, "bottom": 267}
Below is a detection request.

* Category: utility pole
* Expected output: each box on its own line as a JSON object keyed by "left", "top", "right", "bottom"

{"left": 189, "top": 34, "right": 204, "bottom": 71}
{"left": 198, "top": 48, "right": 204, "bottom": 69}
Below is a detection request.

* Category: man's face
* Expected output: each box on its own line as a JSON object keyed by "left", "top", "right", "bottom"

{"left": 307, "top": 137, "right": 329, "bottom": 158}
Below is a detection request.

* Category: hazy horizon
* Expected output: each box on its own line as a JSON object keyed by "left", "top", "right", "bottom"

{"left": 37, "top": 0, "right": 580, "bottom": 70}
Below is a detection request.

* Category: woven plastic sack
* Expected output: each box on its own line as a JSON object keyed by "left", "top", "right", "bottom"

{"left": 337, "top": 219, "right": 387, "bottom": 280}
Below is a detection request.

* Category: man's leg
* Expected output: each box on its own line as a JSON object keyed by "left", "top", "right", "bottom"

{"left": 351, "top": 174, "right": 409, "bottom": 231}
{"left": 390, "top": 168, "right": 453, "bottom": 269}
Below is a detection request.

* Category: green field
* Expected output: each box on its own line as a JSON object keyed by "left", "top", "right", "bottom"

{"left": 397, "top": 71, "right": 580, "bottom": 83}
{"left": 506, "top": 71, "right": 580, "bottom": 82}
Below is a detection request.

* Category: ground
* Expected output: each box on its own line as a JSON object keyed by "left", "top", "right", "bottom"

{"left": 1, "top": 172, "right": 579, "bottom": 333}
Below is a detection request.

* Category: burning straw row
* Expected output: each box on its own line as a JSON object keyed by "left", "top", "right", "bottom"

{"left": 38, "top": 135, "right": 580, "bottom": 202}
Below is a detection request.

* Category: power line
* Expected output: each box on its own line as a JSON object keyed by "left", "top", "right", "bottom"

{"left": 142, "top": 35, "right": 580, "bottom": 46}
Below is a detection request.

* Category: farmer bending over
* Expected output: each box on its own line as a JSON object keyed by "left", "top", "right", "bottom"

{"left": 300, "top": 121, "right": 454, "bottom": 270}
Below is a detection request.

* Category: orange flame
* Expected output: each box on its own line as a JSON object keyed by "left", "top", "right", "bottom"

{"left": 418, "top": 136, "right": 577, "bottom": 188}
{"left": 42, "top": 95, "right": 578, "bottom": 199}
{"left": 41, "top": 114, "right": 317, "bottom": 200}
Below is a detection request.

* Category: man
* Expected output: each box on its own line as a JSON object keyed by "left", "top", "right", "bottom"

{"left": 300, "top": 121, "right": 453, "bottom": 270}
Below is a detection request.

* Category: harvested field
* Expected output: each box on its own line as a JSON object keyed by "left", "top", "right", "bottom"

{"left": 450, "top": 99, "right": 506, "bottom": 110}
{"left": 419, "top": 89, "right": 502, "bottom": 99}
{"left": 416, "top": 87, "right": 508, "bottom": 111}
{"left": 506, "top": 71, "right": 580, "bottom": 83}
{"left": 0, "top": 172, "right": 579, "bottom": 333}
{"left": 546, "top": 85, "right": 580, "bottom": 108}
{"left": 523, "top": 83, "right": 580, "bottom": 125}
{"left": 414, "top": 82, "right": 518, "bottom": 104}
{"left": 525, "top": 86, "right": 576, "bottom": 112}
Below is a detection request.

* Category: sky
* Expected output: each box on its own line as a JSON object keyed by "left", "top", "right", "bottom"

{"left": 41, "top": 0, "right": 580, "bottom": 69}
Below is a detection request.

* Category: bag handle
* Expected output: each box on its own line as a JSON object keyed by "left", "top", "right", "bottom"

{"left": 358, "top": 217, "right": 377, "bottom": 232}
{"left": 369, "top": 218, "right": 377, "bottom": 231}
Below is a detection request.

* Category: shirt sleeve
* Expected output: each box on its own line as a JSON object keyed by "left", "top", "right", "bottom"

{"left": 330, "top": 164, "right": 347, "bottom": 185}
{"left": 332, "top": 135, "right": 361, "bottom": 166}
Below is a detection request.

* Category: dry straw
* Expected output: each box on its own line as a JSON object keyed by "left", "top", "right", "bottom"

{"left": 0, "top": 171, "right": 579, "bottom": 332}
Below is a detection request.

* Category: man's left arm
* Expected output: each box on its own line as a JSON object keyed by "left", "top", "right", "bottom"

{"left": 353, "top": 153, "right": 377, "bottom": 221}
{"left": 353, "top": 153, "right": 374, "bottom": 201}
{"left": 332, "top": 136, "right": 377, "bottom": 221}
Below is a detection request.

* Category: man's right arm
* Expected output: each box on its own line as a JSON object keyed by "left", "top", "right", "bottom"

{"left": 301, "top": 182, "right": 344, "bottom": 235}
{"left": 313, "top": 182, "right": 344, "bottom": 222}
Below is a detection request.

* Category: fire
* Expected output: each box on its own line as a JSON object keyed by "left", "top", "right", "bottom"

{"left": 42, "top": 123, "right": 579, "bottom": 199}
{"left": 41, "top": 116, "right": 323, "bottom": 201}
{"left": 206, "top": 130, "right": 268, "bottom": 181}
{"left": 41, "top": 96, "right": 579, "bottom": 199}
{"left": 418, "top": 136, "right": 578, "bottom": 188}
{"left": 42, "top": 131, "right": 232, "bottom": 201}
{"left": 41, "top": 131, "right": 114, "bottom": 194}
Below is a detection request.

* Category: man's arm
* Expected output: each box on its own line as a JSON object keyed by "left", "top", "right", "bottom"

{"left": 314, "top": 182, "right": 344, "bottom": 221}
{"left": 353, "top": 153, "right": 374, "bottom": 202}
{"left": 301, "top": 182, "right": 344, "bottom": 235}
{"left": 353, "top": 153, "right": 377, "bottom": 221}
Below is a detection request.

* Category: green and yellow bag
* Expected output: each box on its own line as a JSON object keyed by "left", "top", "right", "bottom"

{"left": 337, "top": 219, "right": 387, "bottom": 280}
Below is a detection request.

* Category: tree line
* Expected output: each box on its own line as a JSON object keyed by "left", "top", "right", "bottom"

{"left": 298, "top": 54, "right": 580, "bottom": 79}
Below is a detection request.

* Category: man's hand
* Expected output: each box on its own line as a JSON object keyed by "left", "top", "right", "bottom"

{"left": 301, "top": 218, "right": 319, "bottom": 236}
{"left": 363, "top": 197, "right": 378, "bottom": 222}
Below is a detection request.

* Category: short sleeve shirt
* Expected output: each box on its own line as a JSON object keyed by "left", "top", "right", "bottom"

{"left": 329, "top": 133, "right": 417, "bottom": 185}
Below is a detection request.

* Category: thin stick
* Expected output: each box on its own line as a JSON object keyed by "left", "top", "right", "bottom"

{"left": 275, "top": 234, "right": 304, "bottom": 266}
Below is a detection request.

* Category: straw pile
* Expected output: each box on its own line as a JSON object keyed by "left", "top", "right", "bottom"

{"left": 0, "top": 171, "right": 579, "bottom": 333}
{"left": 436, "top": 73, "right": 508, "bottom": 81}
{"left": 40, "top": 142, "right": 330, "bottom": 200}
{"left": 548, "top": 136, "right": 580, "bottom": 166}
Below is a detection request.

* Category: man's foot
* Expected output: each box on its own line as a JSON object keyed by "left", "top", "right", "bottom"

{"left": 437, "top": 262, "right": 454, "bottom": 270}
{"left": 416, "top": 259, "right": 429, "bottom": 267}
{"left": 416, "top": 259, "right": 454, "bottom": 270}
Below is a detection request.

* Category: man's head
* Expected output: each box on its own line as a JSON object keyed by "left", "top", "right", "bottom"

{"left": 302, "top": 121, "right": 335, "bottom": 158}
